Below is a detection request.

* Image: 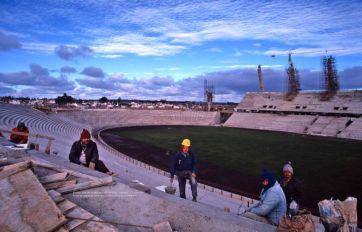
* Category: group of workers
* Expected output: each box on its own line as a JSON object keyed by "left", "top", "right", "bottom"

{"left": 3, "top": 122, "right": 301, "bottom": 226}
{"left": 67, "top": 129, "right": 301, "bottom": 226}
{"left": 169, "top": 138, "right": 301, "bottom": 226}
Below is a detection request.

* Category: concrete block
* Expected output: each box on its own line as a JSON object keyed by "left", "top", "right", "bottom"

{"left": 204, "top": 185, "right": 214, "bottom": 192}
{"left": 153, "top": 221, "right": 172, "bottom": 232}
{"left": 130, "top": 183, "right": 151, "bottom": 194}
{"left": 213, "top": 188, "right": 222, "bottom": 195}
{"left": 231, "top": 193, "right": 242, "bottom": 201}
{"left": 221, "top": 190, "right": 232, "bottom": 198}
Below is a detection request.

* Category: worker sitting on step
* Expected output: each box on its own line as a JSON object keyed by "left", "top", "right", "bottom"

{"left": 69, "top": 129, "right": 114, "bottom": 176}
{"left": 243, "top": 169, "right": 287, "bottom": 225}
{"left": 10, "top": 122, "right": 29, "bottom": 144}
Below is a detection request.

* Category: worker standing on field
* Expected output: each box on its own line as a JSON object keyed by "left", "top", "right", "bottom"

{"left": 170, "top": 138, "right": 198, "bottom": 202}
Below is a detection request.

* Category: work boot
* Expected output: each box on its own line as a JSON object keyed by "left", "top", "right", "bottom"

{"left": 180, "top": 195, "right": 186, "bottom": 199}
{"left": 192, "top": 197, "right": 197, "bottom": 202}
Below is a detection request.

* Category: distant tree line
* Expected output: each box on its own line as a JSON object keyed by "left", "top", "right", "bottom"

{"left": 55, "top": 93, "right": 75, "bottom": 105}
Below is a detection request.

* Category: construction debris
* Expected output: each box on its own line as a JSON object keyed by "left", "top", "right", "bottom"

{"left": 153, "top": 221, "right": 173, "bottom": 232}
{"left": 56, "top": 176, "right": 113, "bottom": 194}
{"left": 0, "top": 158, "right": 120, "bottom": 232}
{"left": 0, "top": 162, "right": 66, "bottom": 231}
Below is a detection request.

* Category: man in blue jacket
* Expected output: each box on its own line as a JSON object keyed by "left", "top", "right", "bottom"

{"left": 170, "top": 138, "right": 197, "bottom": 202}
{"left": 243, "top": 169, "right": 287, "bottom": 225}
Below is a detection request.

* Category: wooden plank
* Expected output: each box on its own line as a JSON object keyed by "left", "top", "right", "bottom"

{"left": 49, "top": 191, "right": 119, "bottom": 232}
{"left": 57, "top": 176, "right": 113, "bottom": 194}
{"left": 0, "top": 160, "right": 32, "bottom": 171}
{"left": 0, "top": 157, "right": 8, "bottom": 165}
{"left": 153, "top": 221, "right": 173, "bottom": 232}
{"left": 63, "top": 207, "right": 94, "bottom": 231}
{"left": 44, "top": 179, "right": 77, "bottom": 190}
{"left": 0, "top": 169, "right": 66, "bottom": 231}
{"left": 55, "top": 227, "right": 70, "bottom": 232}
{"left": 0, "top": 160, "right": 32, "bottom": 180}
{"left": 72, "top": 217, "right": 119, "bottom": 232}
{"left": 0, "top": 129, "right": 54, "bottom": 140}
{"left": 48, "top": 190, "right": 65, "bottom": 203}
{"left": 39, "top": 172, "right": 69, "bottom": 184}
{"left": 57, "top": 200, "right": 77, "bottom": 214}
{"left": 31, "top": 159, "right": 100, "bottom": 181}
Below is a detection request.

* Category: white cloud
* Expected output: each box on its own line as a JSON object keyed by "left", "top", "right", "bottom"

{"left": 264, "top": 47, "right": 350, "bottom": 57}
{"left": 210, "top": 64, "right": 283, "bottom": 69}
{"left": 97, "top": 54, "right": 123, "bottom": 59}
{"left": 207, "top": 47, "right": 223, "bottom": 53}
{"left": 22, "top": 42, "right": 58, "bottom": 53}
{"left": 92, "top": 34, "right": 186, "bottom": 56}
{"left": 4, "top": 1, "right": 362, "bottom": 56}
{"left": 269, "top": 47, "right": 362, "bottom": 58}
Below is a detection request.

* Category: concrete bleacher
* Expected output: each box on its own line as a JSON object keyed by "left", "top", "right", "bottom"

{"left": 237, "top": 91, "right": 362, "bottom": 115}
{"left": 53, "top": 109, "right": 220, "bottom": 129}
{"left": 224, "top": 112, "right": 315, "bottom": 134}
{"left": 339, "top": 118, "right": 362, "bottom": 140}
{"left": 229, "top": 91, "right": 362, "bottom": 140}
{"left": 0, "top": 103, "right": 344, "bottom": 231}
{"left": 1, "top": 104, "right": 278, "bottom": 231}
{"left": 0, "top": 103, "right": 83, "bottom": 155}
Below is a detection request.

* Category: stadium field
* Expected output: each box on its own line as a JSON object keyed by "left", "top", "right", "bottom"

{"left": 102, "top": 125, "right": 362, "bottom": 214}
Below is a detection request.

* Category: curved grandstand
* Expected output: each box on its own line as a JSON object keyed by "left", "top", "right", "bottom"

{"left": 1, "top": 90, "right": 361, "bottom": 230}
{"left": 226, "top": 91, "right": 362, "bottom": 140}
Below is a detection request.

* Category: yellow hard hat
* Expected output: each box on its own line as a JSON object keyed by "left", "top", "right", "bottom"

{"left": 181, "top": 138, "right": 191, "bottom": 147}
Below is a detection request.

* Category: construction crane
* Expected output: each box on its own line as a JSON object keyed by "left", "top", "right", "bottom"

{"left": 257, "top": 64, "right": 264, "bottom": 92}
{"left": 271, "top": 48, "right": 345, "bottom": 100}
{"left": 204, "top": 80, "right": 215, "bottom": 112}
{"left": 321, "top": 55, "right": 339, "bottom": 100}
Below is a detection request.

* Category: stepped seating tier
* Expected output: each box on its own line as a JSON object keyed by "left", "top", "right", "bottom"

{"left": 225, "top": 91, "right": 362, "bottom": 140}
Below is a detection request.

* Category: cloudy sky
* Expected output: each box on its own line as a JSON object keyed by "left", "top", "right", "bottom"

{"left": 0, "top": 0, "right": 361, "bottom": 102}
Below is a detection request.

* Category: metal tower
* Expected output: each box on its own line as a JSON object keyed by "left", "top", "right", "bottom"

{"left": 285, "top": 52, "right": 300, "bottom": 101}
{"left": 204, "top": 80, "right": 215, "bottom": 112}
{"left": 320, "top": 56, "right": 339, "bottom": 100}
{"left": 257, "top": 64, "right": 264, "bottom": 92}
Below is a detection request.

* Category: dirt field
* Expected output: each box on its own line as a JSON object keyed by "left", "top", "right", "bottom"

{"left": 100, "top": 126, "right": 362, "bottom": 221}
{"left": 100, "top": 128, "right": 260, "bottom": 199}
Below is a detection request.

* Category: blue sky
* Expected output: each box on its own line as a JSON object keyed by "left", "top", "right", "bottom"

{"left": 0, "top": 0, "right": 361, "bottom": 102}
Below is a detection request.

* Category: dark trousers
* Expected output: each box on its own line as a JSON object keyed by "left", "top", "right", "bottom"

{"left": 176, "top": 171, "right": 197, "bottom": 198}
{"left": 95, "top": 160, "right": 110, "bottom": 173}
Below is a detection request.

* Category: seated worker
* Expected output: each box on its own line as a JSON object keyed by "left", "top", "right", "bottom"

{"left": 280, "top": 161, "right": 302, "bottom": 212}
{"left": 10, "top": 122, "right": 29, "bottom": 144}
{"left": 69, "top": 129, "right": 114, "bottom": 176}
{"left": 243, "top": 169, "right": 287, "bottom": 225}
{"left": 170, "top": 138, "right": 198, "bottom": 202}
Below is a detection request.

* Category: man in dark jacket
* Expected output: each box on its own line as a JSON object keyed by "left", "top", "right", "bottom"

{"left": 170, "top": 138, "right": 197, "bottom": 202}
{"left": 69, "top": 129, "right": 114, "bottom": 175}
{"left": 280, "top": 162, "right": 302, "bottom": 211}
